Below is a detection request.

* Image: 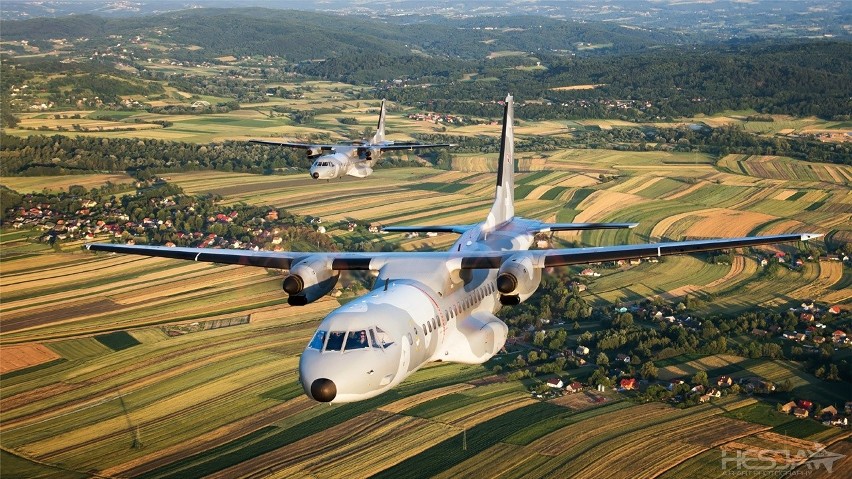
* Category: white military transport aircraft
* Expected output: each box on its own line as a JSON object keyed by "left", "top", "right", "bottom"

{"left": 251, "top": 100, "right": 453, "bottom": 180}
{"left": 87, "top": 95, "right": 820, "bottom": 403}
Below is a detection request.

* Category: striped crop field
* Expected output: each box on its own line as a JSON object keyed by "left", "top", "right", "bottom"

{"left": 3, "top": 130, "right": 850, "bottom": 477}
{"left": 718, "top": 155, "right": 852, "bottom": 184}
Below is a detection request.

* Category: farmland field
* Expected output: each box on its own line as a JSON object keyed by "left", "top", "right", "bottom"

{"left": 3, "top": 104, "right": 851, "bottom": 478}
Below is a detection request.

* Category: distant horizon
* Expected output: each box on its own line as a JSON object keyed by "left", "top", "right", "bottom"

{"left": 3, "top": 0, "right": 851, "bottom": 43}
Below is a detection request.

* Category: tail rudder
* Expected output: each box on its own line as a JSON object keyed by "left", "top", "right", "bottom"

{"left": 371, "top": 99, "right": 386, "bottom": 144}
{"left": 484, "top": 94, "right": 515, "bottom": 231}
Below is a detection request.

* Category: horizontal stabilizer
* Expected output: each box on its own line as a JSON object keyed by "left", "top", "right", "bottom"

{"left": 382, "top": 225, "right": 471, "bottom": 234}
{"left": 537, "top": 222, "right": 638, "bottom": 232}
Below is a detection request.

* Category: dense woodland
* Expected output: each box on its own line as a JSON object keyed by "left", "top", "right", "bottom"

{"left": 0, "top": 134, "right": 425, "bottom": 177}
{"left": 0, "top": 10, "right": 680, "bottom": 61}
{"left": 3, "top": 10, "right": 851, "bottom": 122}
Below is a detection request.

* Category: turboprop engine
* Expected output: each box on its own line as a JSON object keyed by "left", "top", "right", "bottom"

{"left": 282, "top": 256, "right": 339, "bottom": 306}
{"left": 495, "top": 254, "right": 541, "bottom": 305}
{"left": 360, "top": 147, "right": 380, "bottom": 161}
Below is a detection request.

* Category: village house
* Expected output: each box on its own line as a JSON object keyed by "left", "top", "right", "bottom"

{"left": 575, "top": 345, "right": 590, "bottom": 356}
{"left": 819, "top": 406, "right": 838, "bottom": 420}
{"left": 780, "top": 401, "right": 797, "bottom": 414}
{"left": 546, "top": 378, "right": 564, "bottom": 389}
{"left": 565, "top": 382, "right": 584, "bottom": 394}
{"left": 793, "top": 408, "right": 809, "bottom": 418}
{"left": 716, "top": 376, "right": 733, "bottom": 388}
{"left": 619, "top": 378, "right": 637, "bottom": 391}
{"left": 616, "top": 353, "right": 631, "bottom": 363}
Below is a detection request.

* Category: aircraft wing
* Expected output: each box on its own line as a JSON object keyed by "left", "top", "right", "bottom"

{"left": 458, "top": 233, "right": 822, "bottom": 269}
{"left": 382, "top": 225, "right": 472, "bottom": 234}
{"left": 86, "top": 233, "right": 818, "bottom": 271}
{"left": 250, "top": 140, "right": 338, "bottom": 151}
{"left": 377, "top": 142, "right": 455, "bottom": 151}
{"left": 537, "top": 222, "right": 639, "bottom": 232}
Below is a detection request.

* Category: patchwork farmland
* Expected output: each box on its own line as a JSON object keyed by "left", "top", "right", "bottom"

{"left": 2, "top": 125, "right": 851, "bottom": 477}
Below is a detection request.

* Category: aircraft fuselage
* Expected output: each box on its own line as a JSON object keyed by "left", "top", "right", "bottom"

{"left": 309, "top": 150, "right": 377, "bottom": 180}
{"left": 298, "top": 224, "right": 533, "bottom": 403}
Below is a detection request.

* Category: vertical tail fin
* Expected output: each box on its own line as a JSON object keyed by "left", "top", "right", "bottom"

{"left": 371, "top": 99, "right": 386, "bottom": 144}
{"left": 484, "top": 94, "right": 515, "bottom": 231}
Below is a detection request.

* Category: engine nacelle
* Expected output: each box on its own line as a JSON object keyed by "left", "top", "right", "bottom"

{"left": 306, "top": 147, "right": 322, "bottom": 158}
{"left": 364, "top": 147, "right": 379, "bottom": 161}
{"left": 283, "top": 256, "right": 339, "bottom": 306}
{"left": 496, "top": 254, "right": 541, "bottom": 305}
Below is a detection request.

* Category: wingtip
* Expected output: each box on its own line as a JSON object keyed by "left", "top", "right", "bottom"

{"left": 627, "top": 223, "right": 639, "bottom": 229}
{"left": 800, "top": 233, "right": 823, "bottom": 241}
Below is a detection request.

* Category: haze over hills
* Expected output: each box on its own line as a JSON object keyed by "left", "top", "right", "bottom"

{"left": 1, "top": 8, "right": 682, "bottom": 61}
{"left": 2, "top": 0, "right": 850, "bottom": 40}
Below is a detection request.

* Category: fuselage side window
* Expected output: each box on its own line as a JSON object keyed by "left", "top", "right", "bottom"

{"left": 428, "top": 321, "right": 433, "bottom": 333}
{"left": 423, "top": 325, "right": 427, "bottom": 335}
{"left": 407, "top": 333, "right": 413, "bottom": 345}
{"left": 325, "top": 331, "right": 345, "bottom": 351}
{"left": 308, "top": 330, "right": 327, "bottom": 350}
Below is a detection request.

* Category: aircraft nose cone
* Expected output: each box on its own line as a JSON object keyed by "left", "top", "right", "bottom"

{"left": 310, "top": 378, "right": 337, "bottom": 402}
{"left": 312, "top": 172, "right": 320, "bottom": 179}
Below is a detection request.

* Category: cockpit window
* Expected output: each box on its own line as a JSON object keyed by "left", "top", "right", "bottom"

{"left": 346, "top": 330, "right": 369, "bottom": 350}
{"left": 308, "top": 330, "right": 327, "bottom": 350}
{"left": 325, "top": 331, "right": 345, "bottom": 351}
{"left": 369, "top": 329, "right": 382, "bottom": 349}
{"left": 376, "top": 327, "right": 394, "bottom": 347}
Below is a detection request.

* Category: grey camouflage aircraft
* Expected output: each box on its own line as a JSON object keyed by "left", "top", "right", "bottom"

{"left": 87, "top": 95, "right": 820, "bottom": 403}
{"left": 251, "top": 100, "right": 453, "bottom": 180}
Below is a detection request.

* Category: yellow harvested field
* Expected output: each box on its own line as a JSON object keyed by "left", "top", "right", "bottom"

{"left": 555, "top": 174, "right": 601, "bottom": 187}
{"left": 1, "top": 173, "right": 134, "bottom": 193}
{"left": 658, "top": 354, "right": 749, "bottom": 381}
{"left": 683, "top": 209, "right": 777, "bottom": 238}
{"left": 789, "top": 261, "right": 848, "bottom": 303}
{"left": 0, "top": 343, "right": 61, "bottom": 373}
{"left": 550, "top": 84, "right": 606, "bottom": 91}
{"left": 650, "top": 210, "right": 709, "bottom": 240}
{"left": 572, "top": 191, "right": 646, "bottom": 223}
{"left": 664, "top": 181, "right": 708, "bottom": 200}
{"left": 704, "top": 255, "right": 747, "bottom": 289}
{"left": 249, "top": 297, "right": 340, "bottom": 324}
{"left": 773, "top": 189, "right": 797, "bottom": 200}
{"left": 523, "top": 185, "right": 556, "bottom": 200}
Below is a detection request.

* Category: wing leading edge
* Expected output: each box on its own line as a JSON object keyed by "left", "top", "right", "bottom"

{"left": 86, "top": 233, "right": 820, "bottom": 271}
